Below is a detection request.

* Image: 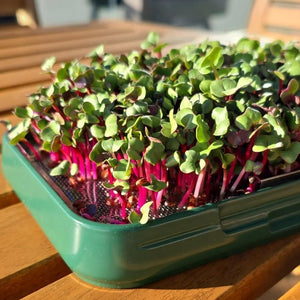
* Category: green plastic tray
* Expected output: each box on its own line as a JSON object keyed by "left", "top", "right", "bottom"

{"left": 2, "top": 134, "right": 300, "bottom": 288}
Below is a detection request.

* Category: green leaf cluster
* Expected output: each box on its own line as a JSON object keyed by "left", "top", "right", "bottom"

{"left": 7, "top": 34, "right": 300, "bottom": 224}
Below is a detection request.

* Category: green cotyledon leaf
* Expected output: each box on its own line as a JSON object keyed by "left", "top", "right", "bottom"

{"left": 176, "top": 108, "right": 196, "bottom": 130}
{"left": 196, "top": 115, "right": 210, "bottom": 143}
{"left": 112, "top": 159, "right": 131, "bottom": 180}
{"left": 50, "top": 160, "right": 70, "bottom": 176}
{"left": 235, "top": 107, "right": 262, "bottom": 130}
{"left": 128, "top": 201, "right": 153, "bottom": 224}
{"left": 212, "top": 106, "right": 230, "bottom": 136}
{"left": 144, "top": 137, "right": 165, "bottom": 166}
{"left": 140, "top": 201, "right": 153, "bottom": 224}
{"left": 179, "top": 149, "right": 199, "bottom": 173}
{"left": 280, "top": 142, "right": 300, "bottom": 164}
{"left": 143, "top": 174, "right": 166, "bottom": 192}
{"left": 104, "top": 114, "right": 118, "bottom": 137}
{"left": 253, "top": 135, "right": 284, "bottom": 152}
{"left": 8, "top": 118, "right": 31, "bottom": 145}
{"left": 40, "top": 121, "right": 61, "bottom": 143}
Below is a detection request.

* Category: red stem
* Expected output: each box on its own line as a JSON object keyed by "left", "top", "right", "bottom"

{"left": 245, "top": 136, "right": 256, "bottom": 161}
{"left": 21, "top": 139, "right": 41, "bottom": 160}
{"left": 193, "top": 166, "right": 207, "bottom": 199}
{"left": 205, "top": 171, "right": 212, "bottom": 202}
{"left": 137, "top": 164, "right": 147, "bottom": 212}
{"left": 220, "top": 168, "right": 228, "bottom": 199}
{"left": 60, "top": 146, "right": 73, "bottom": 165}
{"left": 178, "top": 174, "right": 197, "bottom": 208}
{"left": 76, "top": 149, "right": 86, "bottom": 180}
{"left": 225, "top": 157, "right": 237, "bottom": 189}
{"left": 156, "top": 160, "right": 167, "bottom": 209}
{"left": 261, "top": 149, "right": 269, "bottom": 173}
{"left": 230, "top": 152, "right": 259, "bottom": 193}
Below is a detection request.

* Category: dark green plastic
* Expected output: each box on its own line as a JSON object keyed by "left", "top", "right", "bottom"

{"left": 2, "top": 134, "right": 300, "bottom": 288}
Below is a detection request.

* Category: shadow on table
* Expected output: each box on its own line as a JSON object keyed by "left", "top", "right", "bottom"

{"left": 143, "top": 233, "right": 299, "bottom": 290}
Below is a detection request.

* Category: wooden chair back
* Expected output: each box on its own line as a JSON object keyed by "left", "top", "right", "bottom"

{"left": 248, "top": 0, "right": 300, "bottom": 41}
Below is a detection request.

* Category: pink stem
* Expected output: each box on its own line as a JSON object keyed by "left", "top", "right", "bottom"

{"left": 205, "top": 171, "right": 212, "bottom": 202}
{"left": 226, "top": 157, "right": 237, "bottom": 188}
{"left": 60, "top": 146, "right": 72, "bottom": 165}
{"left": 118, "top": 194, "right": 127, "bottom": 219}
{"left": 219, "top": 168, "right": 228, "bottom": 199}
{"left": 76, "top": 149, "right": 86, "bottom": 179}
{"left": 156, "top": 161, "right": 167, "bottom": 209}
{"left": 193, "top": 166, "right": 207, "bottom": 199}
{"left": 137, "top": 165, "right": 147, "bottom": 212}
{"left": 261, "top": 149, "right": 269, "bottom": 173}
{"left": 91, "top": 162, "right": 98, "bottom": 180}
{"left": 21, "top": 140, "right": 41, "bottom": 160}
{"left": 144, "top": 160, "right": 152, "bottom": 182}
{"left": 178, "top": 174, "right": 197, "bottom": 208}
{"left": 230, "top": 152, "right": 259, "bottom": 192}
{"left": 137, "top": 186, "right": 147, "bottom": 213}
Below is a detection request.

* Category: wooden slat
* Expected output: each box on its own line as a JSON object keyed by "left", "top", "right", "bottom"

{"left": 0, "top": 82, "right": 48, "bottom": 112}
{"left": 0, "top": 28, "right": 136, "bottom": 59}
{"left": 273, "top": 0, "right": 300, "bottom": 4}
{"left": 23, "top": 233, "right": 300, "bottom": 300}
{"left": 0, "top": 20, "right": 110, "bottom": 39}
{"left": 0, "top": 66, "right": 48, "bottom": 90}
{"left": 0, "top": 0, "right": 24, "bottom": 15}
{"left": 0, "top": 19, "right": 175, "bottom": 47}
{"left": 279, "top": 281, "right": 300, "bottom": 300}
{"left": 248, "top": 0, "right": 300, "bottom": 41}
{"left": 0, "top": 23, "right": 131, "bottom": 49}
{"left": 248, "top": 0, "right": 270, "bottom": 34}
{"left": 0, "top": 23, "right": 198, "bottom": 112}
{"left": 0, "top": 203, "right": 71, "bottom": 300}
{"left": 0, "top": 24, "right": 197, "bottom": 72}
{"left": 0, "top": 191, "right": 19, "bottom": 209}
{"left": 0, "top": 154, "right": 14, "bottom": 199}
{"left": 266, "top": 6, "right": 300, "bottom": 31}
{"left": 0, "top": 34, "right": 147, "bottom": 72}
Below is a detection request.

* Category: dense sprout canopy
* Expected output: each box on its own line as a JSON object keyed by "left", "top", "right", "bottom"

{"left": 8, "top": 33, "right": 300, "bottom": 224}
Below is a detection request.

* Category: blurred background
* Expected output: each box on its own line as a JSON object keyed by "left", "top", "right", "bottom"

{"left": 0, "top": 0, "right": 253, "bottom": 32}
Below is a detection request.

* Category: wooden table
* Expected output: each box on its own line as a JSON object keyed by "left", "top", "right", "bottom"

{"left": 1, "top": 20, "right": 300, "bottom": 300}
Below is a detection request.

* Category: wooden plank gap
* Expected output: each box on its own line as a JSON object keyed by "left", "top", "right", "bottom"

{"left": 0, "top": 253, "right": 71, "bottom": 300}
{"left": 0, "top": 191, "right": 19, "bottom": 209}
{"left": 220, "top": 234, "right": 300, "bottom": 300}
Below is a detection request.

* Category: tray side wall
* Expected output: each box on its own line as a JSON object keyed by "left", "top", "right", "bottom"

{"left": 2, "top": 135, "right": 300, "bottom": 288}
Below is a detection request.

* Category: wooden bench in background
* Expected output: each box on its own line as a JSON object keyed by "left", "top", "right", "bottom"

{"left": 248, "top": 0, "right": 300, "bottom": 42}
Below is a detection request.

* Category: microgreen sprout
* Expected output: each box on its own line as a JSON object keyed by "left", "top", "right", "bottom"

{"left": 7, "top": 33, "right": 300, "bottom": 224}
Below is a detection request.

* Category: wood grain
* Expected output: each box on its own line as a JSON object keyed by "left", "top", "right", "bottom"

{"left": 23, "top": 233, "right": 300, "bottom": 300}
{"left": 0, "top": 155, "right": 14, "bottom": 196}
{"left": 248, "top": 0, "right": 300, "bottom": 41}
{"left": 0, "top": 38, "right": 145, "bottom": 73}
{"left": 0, "top": 191, "right": 19, "bottom": 209}
{"left": 0, "top": 21, "right": 198, "bottom": 112}
{"left": 0, "top": 29, "right": 141, "bottom": 59}
{"left": 0, "top": 203, "right": 70, "bottom": 299}
{"left": 280, "top": 281, "right": 300, "bottom": 300}
{"left": 266, "top": 6, "right": 300, "bottom": 31}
